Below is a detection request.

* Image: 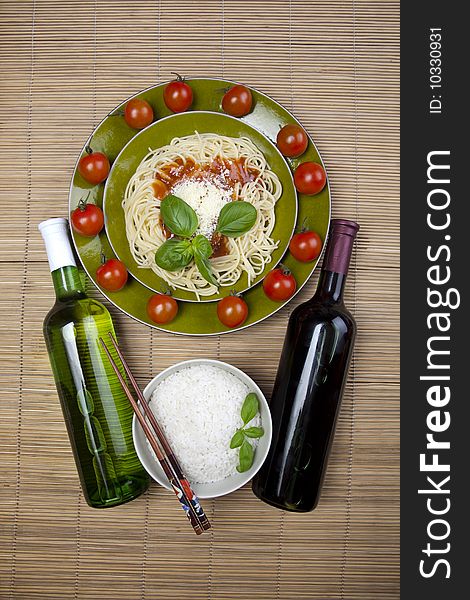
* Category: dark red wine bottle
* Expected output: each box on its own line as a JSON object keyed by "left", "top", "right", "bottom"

{"left": 252, "top": 219, "right": 359, "bottom": 512}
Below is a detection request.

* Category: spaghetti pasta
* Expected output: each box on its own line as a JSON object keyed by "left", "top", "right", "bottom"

{"left": 123, "top": 132, "right": 282, "bottom": 299}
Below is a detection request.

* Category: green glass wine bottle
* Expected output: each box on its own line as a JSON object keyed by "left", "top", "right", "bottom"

{"left": 39, "top": 218, "right": 148, "bottom": 508}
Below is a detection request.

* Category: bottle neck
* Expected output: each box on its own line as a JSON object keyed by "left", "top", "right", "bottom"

{"left": 52, "top": 266, "right": 87, "bottom": 302}
{"left": 314, "top": 270, "right": 346, "bottom": 303}
{"left": 312, "top": 219, "right": 359, "bottom": 304}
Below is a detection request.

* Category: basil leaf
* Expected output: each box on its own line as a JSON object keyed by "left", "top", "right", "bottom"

{"left": 241, "top": 392, "right": 259, "bottom": 425}
{"left": 194, "top": 253, "right": 218, "bottom": 287}
{"left": 160, "top": 194, "right": 198, "bottom": 237}
{"left": 237, "top": 440, "right": 254, "bottom": 473}
{"left": 155, "top": 238, "right": 194, "bottom": 272}
{"left": 230, "top": 429, "right": 245, "bottom": 449}
{"left": 216, "top": 201, "right": 257, "bottom": 238}
{"left": 191, "top": 234, "right": 212, "bottom": 259}
{"left": 192, "top": 238, "right": 218, "bottom": 287}
{"left": 243, "top": 426, "right": 264, "bottom": 439}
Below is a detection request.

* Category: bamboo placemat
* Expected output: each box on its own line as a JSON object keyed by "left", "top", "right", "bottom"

{"left": 0, "top": 1, "right": 399, "bottom": 598}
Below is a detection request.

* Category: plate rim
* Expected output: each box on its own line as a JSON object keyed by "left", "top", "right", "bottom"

{"left": 102, "top": 109, "right": 298, "bottom": 302}
{"left": 68, "top": 77, "right": 332, "bottom": 336}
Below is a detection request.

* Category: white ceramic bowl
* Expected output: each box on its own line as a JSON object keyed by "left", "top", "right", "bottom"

{"left": 132, "top": 358, "right": 272, "bottom": 499}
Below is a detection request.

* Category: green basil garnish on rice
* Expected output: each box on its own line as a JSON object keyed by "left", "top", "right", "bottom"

{"left": 237, "top": 440, "right": 255, "bottom": 473}
{"left": 230, "top": 429, "right": 245, "bottom": 449}
{"left": 241, "top": 392, "right": 259, "bottom": 425}
{"left": 230, "top": 392, "right": 264, "bottom": 472}
{"left": 243, "top": 426, "right": 264, "bottom": 438}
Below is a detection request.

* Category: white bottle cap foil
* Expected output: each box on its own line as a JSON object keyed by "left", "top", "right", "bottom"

{"left": 38, "top": 218, "right": 77, "bottom": 272}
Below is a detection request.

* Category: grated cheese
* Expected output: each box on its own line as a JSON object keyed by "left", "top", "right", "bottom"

{"left": 172, "top": 179, "right": 231, "bottom": 238}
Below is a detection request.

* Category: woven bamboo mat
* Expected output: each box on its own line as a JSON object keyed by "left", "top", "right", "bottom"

{"left": 0, "top": 1, "right": 399, "bottom": 598}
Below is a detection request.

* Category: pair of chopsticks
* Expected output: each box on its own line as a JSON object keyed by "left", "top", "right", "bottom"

{"left": 100, "top": 332, "right": 211, "bottom": 535}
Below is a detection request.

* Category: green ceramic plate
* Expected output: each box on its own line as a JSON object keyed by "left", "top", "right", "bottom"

{"left": 69, "top": 78, "right": 331, "bottom": 335}
{"left": 103, "top": 111, "right": 297, "bottom": 302}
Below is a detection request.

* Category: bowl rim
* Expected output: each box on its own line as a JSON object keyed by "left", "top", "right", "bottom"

{"left": 132, "top": 358, "right": 272, "bottom": 499}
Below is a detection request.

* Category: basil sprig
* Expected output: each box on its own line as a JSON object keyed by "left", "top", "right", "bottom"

{"left": 229, "top": 392, "right": 264, "bottom": 473}
{"left": 154, "top": 233, "right": 218, "bottom": 286}
{"left": 156, "top": 195, "right": 217, "bottom": 285}
{"left": 155, "top": 194, "right": 258, "bottom": 286}
{"left": 216, "top": 201, "right": 257, "bottom": 238}
{"left": 160, "top": 194, "right": 198, "bottom": 237}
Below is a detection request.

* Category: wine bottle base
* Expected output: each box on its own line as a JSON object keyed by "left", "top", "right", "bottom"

{"left": 84, "top": 475, "right": 149, "bottom": 509}
{"left": 252, "top": 483, "right": 318, "bottom": 513}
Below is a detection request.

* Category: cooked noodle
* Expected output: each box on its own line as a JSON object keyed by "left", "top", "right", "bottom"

{"left": 123, "top": 132, "right": 282, "bottom": 299}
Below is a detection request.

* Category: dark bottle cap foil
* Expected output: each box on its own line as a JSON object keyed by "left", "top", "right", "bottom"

{"left": 323, "top": 219, "right": 359, "bottom": 275}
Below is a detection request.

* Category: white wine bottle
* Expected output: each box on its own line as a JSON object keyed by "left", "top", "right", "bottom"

{"left": 39, "top": 218, "right": 148, "bottom": 508}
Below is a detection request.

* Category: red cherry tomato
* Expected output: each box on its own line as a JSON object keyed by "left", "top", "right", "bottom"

{"left": 263, "top": 267, "right": 297, "bottom": 302}
{"left": 96, "top": 259, "right": 128, "bottom": 292}
{"left": 294, "top": 162, "right": 327, "bottom": 195}
{"left": 163, "top": 75, "right": 193, "bottom": 113}
{"left": 289, "top": 230, "right": 322, "bottom": 262}
{"left": 222, "top": 85, "right": 253, "bottom": 117}
{"left": 276, "top": 124, "right": 308, "bottom": 158}
{"left": 71, "top": 202, "right": 104, "bottom": 237}
{"left": 146, "top": 294, "right": 178, "bottom": 324}
{"left": 78, "top": 147, "right": 110, "bottom": 185}
{"left": 124, "top": 98, "right": 154, "bottom": 129}
{"left": 217, "top": 295, "right": 249, "bottom": 328}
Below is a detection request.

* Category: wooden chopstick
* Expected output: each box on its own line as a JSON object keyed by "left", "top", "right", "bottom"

{"left": 105, "top": 333, "right": 211, "bottom": 531}
{"left": 99, "top": 336, "right": 210, "bottom": 535}
{"left": 99, "top": 336, "right": 204, "bottom": 535}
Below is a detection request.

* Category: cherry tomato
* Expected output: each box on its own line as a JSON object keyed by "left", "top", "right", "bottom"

{"left": 217, "top": 295, "right": 249, "bottom": 328}
{"left": 71, "top": 201, "right": 104, "bottom": 237}
{"left": 289, "top": 230, "right": 322, "bottom": 262}
{"left": 78, "top": 147, "right": 110, "bottom": 185}
{"left": 276, "top": 124, "right": 308, "bottom": 158}
{"left": 96, "top": 259, "right": 128, "bottom": 292}
{"left": 222, "top": 85, "right": 253, "bottom": 117}
{"left": 263, "top": 267, "right": 297, "bottom": 302}
{"left": 163, "top": 75, "right": 193, "bottom": 113}
{"left": 294, "top": 162, "right": 327, "bottom": 195}
{"left": 147, "top": 293, "right": 178, "bottom": 324}
{"left": 124, "top": 98, "right": 154, "bottom": 129}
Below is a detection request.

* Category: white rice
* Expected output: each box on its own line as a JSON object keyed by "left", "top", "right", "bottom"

{"left": 147, "top": 364, "right": 260, "bottom": 484}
